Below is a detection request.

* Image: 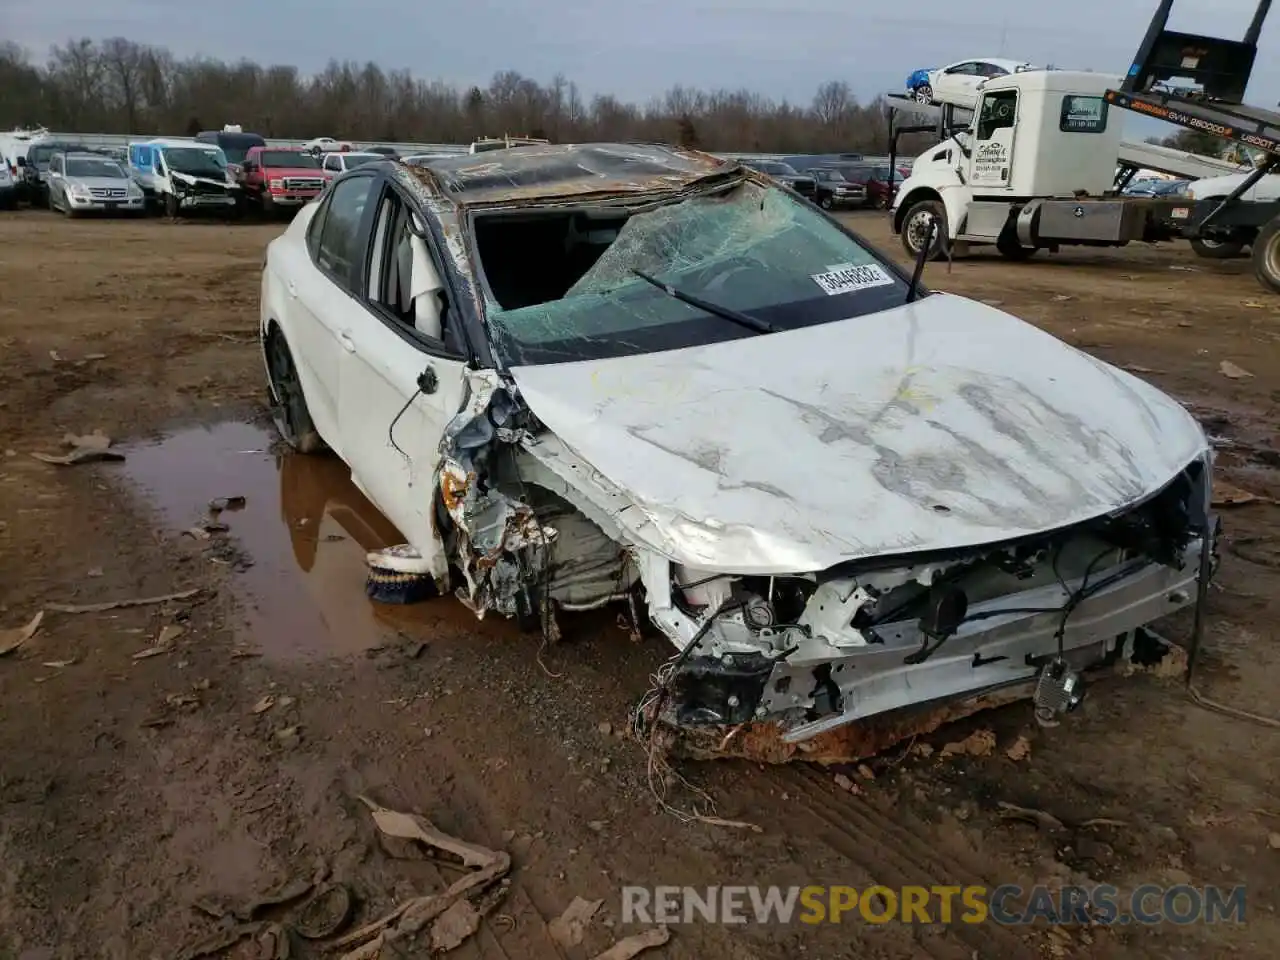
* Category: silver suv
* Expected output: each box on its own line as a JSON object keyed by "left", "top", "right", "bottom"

{"left": 47, "top": 152, "right": 145, "bottom": 217}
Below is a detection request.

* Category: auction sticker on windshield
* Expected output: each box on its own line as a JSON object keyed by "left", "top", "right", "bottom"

{"left": 811, "top": 263, "right": 895, "bottom": 296}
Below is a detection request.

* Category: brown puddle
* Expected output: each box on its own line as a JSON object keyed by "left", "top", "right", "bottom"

{"left": 120, "top": 421, "right": 447, "bottom": 661}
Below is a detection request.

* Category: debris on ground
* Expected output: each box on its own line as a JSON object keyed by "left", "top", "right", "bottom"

{"left": 941, "top": 728, "right": 997, "bottom": 758}
{"left": 47, "top": 588, "right": 202, "bottom": 614}
{"left": 32, "top": 431, "right": 126, "bottom": 466}
{"left": 132, "top": 624, "right": 184, "bottom": 660}
{"left": 252, "top": 695, "right": 276, "bottom": 714}
{"left": 208, "top": 495, "right": 247, "bottom": 513}
{"left": 0, "top": 610, "right": 44, "bottom": 656}
{"left": 177, "top": 877, "right": 321, "bottom": 959}
{"left": 833, "top": 774, "right": 862, "bottom": 796}
{"left": 1219, "top": 360, "right": 1255, "bottom": 379}
{"left": 591, "top": 925, "right": 671, "bottom": 960}
{"left": 327, "top": 797, "right": 512, "bottom": 958}
{"left": 1213, "top": 480, "right": 1277, "bottom": 507}
{"left": 1006, "top": 736, "right": 1032, "bottom": 762}
{"left": 549, "top": 896, "right": 603, "bottom": 948}
{"left": 998, "top": 801, "right": 1065, "bottom": 832}
{"left": 294, "top": 882, "right": 354, "bottom": 939}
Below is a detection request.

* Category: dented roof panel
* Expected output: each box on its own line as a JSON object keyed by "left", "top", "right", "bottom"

{"left": 510, "top": 293, "right": 1210, "bottom": 574}
{"left": 401, "top": 142, "right": 734, "bottom": 205}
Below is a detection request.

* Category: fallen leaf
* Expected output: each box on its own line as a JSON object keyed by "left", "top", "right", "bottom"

{"left": 591, "top": 926, "right": 671, "bottom": 960}
{"left": 0, "top": 611, "right": 44, "bottom": 656}
{"left": 1242, "top": 301, "right": 1266, "bottom": 308}
{"left": 132, "top": 624, "right": 185, "bottom": 660}
{"left": 252, "top": 695, "right": 276, "bottom": 715}
{"left": 357, "top": 795, "right": 504, "bottom": 868}
{"left": 1006, "top": 736, "right": 1032, "bottom": 762}
{"left": 856, "top": 764, "right": 876, "bottom": 780}
{"left": 549, "top": 897, "right": 603, "bottom": 948}
{"left": 63, "top": 430, "right": 112, "bottom": 451}
{"left": 32, "top": 448, "right": 125, "bottom": 466}
{"left": 1212, "top": 480, "right": 1276, "bottom": 507}
{"left": 41, "top": 658, "right": 77, "bottom": 668}
{"left": 277, "top": 696, "right": 295, "bottom": 709}
{"left": 86, "top": 567, "right": 103, "bottom": 578}
{"left": 1051, "top": 294, "right": 1073, "bottom": 302}
{"left": 48, "top": 588, "right": 201, "bottom": 614}
{"left": 1220, "top": 361, "right": 1254, "bottom": 380}
{"left": 1268, "top": 832, "right": 1280, "bottom": 850}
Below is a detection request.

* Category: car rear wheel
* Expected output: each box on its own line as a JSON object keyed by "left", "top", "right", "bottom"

{"left": 266, "top": 329, "right": 325, "bottom": 455}
{"left": 915, "top": 85, "right": 933, "bottom": 104}
{"left": 819, "top": 193, "right": 834, "bottom": 210}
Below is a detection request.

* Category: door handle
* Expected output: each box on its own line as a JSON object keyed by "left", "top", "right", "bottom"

{"left": 286, "top": 280, "right": 298, "bottom": 298}
{"left": 337, "top": 331, "right": 356, "bottom": 353}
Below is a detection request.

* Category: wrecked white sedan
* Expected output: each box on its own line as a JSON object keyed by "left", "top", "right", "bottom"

{"left": 259, "top": 143, "right": 1217, "bottom": 755}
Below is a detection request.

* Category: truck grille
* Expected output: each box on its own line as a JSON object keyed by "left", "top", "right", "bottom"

{"left": 283, "top": 177, "right": 325, "bottom": 191}
{"left": 89, "top": 186, "right": 128, "bottom": 199}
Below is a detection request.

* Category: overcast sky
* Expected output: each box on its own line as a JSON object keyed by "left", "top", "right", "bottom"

{"left": 5, "top": 0, "right": 1279, "bottom": 119}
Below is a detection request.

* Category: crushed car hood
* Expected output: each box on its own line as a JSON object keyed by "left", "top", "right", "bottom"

{"left": 510, "top": 293, "right": 1209, "bottom": 573}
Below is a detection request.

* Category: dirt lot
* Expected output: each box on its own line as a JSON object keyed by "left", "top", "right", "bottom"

{"left": 1, "top": 208, "right": 1278, "bottom": 960}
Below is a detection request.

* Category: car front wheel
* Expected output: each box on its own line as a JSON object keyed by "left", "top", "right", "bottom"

{"left": 266, "top": 328, "right": 325, "bottom": 454}
{"left": 900, "top": 198, "right": 949, "bottom": 261}
{"left": 915, "top": 84, "right": 933, "bottom": 104}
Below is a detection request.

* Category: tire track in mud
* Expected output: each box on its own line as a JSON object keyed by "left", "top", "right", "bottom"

{"left": 746, "top": 764, "right": 1035, "bottom": 959}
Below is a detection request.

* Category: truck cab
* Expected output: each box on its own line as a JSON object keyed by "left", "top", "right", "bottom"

{"left": 893, "top": 70, "right": 1124, "bottom": 258}
{"left": 240, "top": 146, "right": 326, "bottom": 212}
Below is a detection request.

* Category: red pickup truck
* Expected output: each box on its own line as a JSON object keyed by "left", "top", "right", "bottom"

{"left": 239, "top": 146, "right": 328, "bottom": 213}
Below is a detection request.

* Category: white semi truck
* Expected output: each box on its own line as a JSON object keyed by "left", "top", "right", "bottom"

{"left": 892, "top": 0, "right": 1280, "bottom": 293}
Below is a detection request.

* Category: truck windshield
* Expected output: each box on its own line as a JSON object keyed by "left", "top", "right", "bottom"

{"left": 67, "top": 157, "right": 126, "bottom": 178}
{"left": 163, "top": 148, "right": 227, "bottom": 177}
{"left": 477, "top": 179, "right": 910, "bottom": 365}
{"left": 260, "top": 151, "right": 320, "bottom": 168}
{"left": 212, "top": 136, "right": 266, "bottom": 165}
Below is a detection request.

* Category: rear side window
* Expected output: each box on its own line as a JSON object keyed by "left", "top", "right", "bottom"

{"left": 1060, "top": 95, "right": 1109, "bottom": 133}
{"left": 314, "top": 175, "right": 375, "bottom": 287}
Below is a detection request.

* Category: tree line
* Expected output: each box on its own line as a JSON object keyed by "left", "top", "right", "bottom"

{"left": 0, "top": 38, "right": 925, "bottom": 155}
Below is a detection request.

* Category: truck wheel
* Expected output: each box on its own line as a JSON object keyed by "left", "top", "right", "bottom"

{"left": 900, "top": 198, "right": 948, "bottom": 261}
{"left": 996, "top": 229, "right": 1037, "bottom": 261}
{"left": 818, "top": 193, "right": 834, "bottom": 210}
{"left": 1189, "top": 236, "right": 1246, "bottom": 259}
{"left": 1251, "top": 216, "right": 1280, "bottom": 294}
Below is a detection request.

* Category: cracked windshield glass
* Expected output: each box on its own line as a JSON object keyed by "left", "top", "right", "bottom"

{"left": 480, "top": 179, "right": 909, "bottom": 365}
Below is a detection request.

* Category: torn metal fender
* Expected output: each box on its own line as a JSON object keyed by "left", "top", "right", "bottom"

{"left": 436, "top": 369, "right": 556, "bottom": 619}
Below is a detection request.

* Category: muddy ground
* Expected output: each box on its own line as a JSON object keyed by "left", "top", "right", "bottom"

{"left": 1, "top": 208, "right": 1278, "bottom": 960}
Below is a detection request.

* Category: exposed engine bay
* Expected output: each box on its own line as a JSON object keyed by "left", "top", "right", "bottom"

{"left": 423, "top": 369, "right": 1217, "bottom": 757}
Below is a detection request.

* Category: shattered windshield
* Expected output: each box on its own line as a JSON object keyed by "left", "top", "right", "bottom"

{"left": 479, "top": 179, "right": 910, "bottom": 365}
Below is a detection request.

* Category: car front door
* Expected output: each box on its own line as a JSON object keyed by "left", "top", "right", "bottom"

{"left": 281, "top": 171, "right": 379, "bottom": 455}
{"left": 47, "top": 155, "right": 64, "bottom": 207}
{"left": 336, "top": 182, "right": 469, "bottom": 562}
{"left": 937, "top": 62, "right": 979, "bottom": 105}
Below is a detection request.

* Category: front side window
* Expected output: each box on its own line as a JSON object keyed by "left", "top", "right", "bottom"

{"left": 475, "top": 179, "right": 910, "bottom": 366}
{"left": 1059, "top": 95, "right": 1109, "bottom": 133}
{"left": 314, "top": 175, "right": 375, "bottom": 285}
{"left": 976, "top": 90, "right": 1018, "bottom": 140}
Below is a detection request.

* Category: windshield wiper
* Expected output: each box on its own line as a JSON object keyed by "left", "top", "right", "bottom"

{"left": 631, "top": 268, "right": 776, "bottom": 335}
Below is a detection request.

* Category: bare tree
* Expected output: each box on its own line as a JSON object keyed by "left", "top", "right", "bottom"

{"left": 0, "top": 39, "right": 910, "bottom": 154}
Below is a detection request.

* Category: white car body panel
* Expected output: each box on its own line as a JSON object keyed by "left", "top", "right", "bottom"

{"left": 510, "top": 292, "right": 1207, "bottom": 574}
{"left": 928, "top": 57, "right": 1033, "bottom": 110}
{"left": 1186, "top": 171, "right": 1280, "bottom": 201}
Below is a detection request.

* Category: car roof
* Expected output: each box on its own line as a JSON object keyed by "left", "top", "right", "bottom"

{"left": 945, "top": 56, "right": 1030, "bottom": 69}
{"left": 403, "top": 142, "right": 730, "bottom": 205}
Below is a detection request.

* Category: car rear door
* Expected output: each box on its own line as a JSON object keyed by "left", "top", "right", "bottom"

{"left": 277, "top": 171, "right": 379, "bottom": 453}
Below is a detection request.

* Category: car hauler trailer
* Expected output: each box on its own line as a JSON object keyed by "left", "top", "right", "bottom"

{"left": 1105, "top": 0, "right": 1280, "bottom": 290}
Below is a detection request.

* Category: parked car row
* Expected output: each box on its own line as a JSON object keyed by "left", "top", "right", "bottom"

{"left": 743, "top": 157, "right": 913, "bottom": 210}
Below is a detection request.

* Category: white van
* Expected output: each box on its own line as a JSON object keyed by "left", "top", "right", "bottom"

{"left": 128, "top": 138, "right": 240, "bottom": 215}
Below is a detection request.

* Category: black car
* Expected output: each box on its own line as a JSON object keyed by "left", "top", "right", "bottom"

{"left": 366, "top": 146, "right": 401, "bottom": 158}
{"left": 195, "top": 129, "right": 267, "bottom": 171}
{"left": 17, "top": 141, "right": 113, "bottom": 205}
{"left": 740, "top": 159, "right": 816, "bottom": 198}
